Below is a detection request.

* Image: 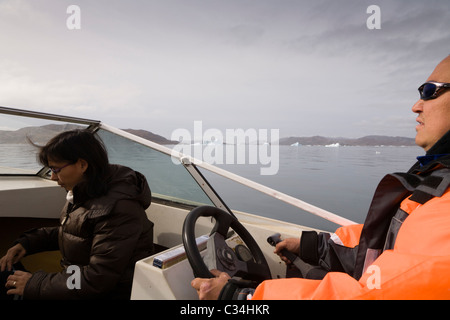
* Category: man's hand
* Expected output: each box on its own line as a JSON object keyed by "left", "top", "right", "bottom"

{"left": 274, "top": 238, "right": 300, "bottom": 264}
{"left": 191, "top": 269, "right": 231, "bottom": 300}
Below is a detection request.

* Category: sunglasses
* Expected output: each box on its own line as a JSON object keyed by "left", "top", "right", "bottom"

{"left": 418, "top": 81, "right": 450, "bottom": 101}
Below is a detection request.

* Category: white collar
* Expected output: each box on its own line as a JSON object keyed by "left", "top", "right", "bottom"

{"left": 66, "top": 190, "right": 74, "bottom": 204}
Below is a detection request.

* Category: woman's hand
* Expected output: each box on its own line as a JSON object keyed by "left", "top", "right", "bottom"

{"left": 0, "top": 243, "right": 26, "bottom": 272}
{"left": 5, "top": 270, "right": 32, "bottom": 296}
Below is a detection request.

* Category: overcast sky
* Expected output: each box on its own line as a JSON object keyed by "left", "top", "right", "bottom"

{"left": 0, "top": 0, "right": 449, "bottom": 139}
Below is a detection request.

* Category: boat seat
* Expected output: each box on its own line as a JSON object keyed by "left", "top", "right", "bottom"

{"left": 0, "top": 217, "right": 63, "bottom": 273}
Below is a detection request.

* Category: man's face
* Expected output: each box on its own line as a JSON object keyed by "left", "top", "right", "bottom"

{"left": 412, "top": 56, "right": 450, "bottom": 151}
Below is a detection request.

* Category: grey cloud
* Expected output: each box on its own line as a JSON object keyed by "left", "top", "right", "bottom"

{"left": 1, "top": 0, "right": 450, "bottom": 139}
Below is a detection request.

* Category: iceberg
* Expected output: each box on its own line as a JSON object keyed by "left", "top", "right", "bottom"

{"left": 325, "top": 143, "right": 340, "bottom": 148}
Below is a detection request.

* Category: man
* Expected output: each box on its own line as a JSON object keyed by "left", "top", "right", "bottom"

{"left": 191, "top": 55, "right": 450, "bottom": 299}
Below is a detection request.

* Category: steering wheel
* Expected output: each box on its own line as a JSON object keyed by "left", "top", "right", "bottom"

{"left": 182, "top": 206, "right": 271, "bottom": 282}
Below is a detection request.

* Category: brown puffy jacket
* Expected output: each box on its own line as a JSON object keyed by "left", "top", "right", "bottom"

{"left": 17, "top": 165, "right": 154, "bottom": 299}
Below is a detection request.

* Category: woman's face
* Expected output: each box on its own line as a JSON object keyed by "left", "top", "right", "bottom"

{"left": 48, "top": 158, "right": 88, "bottom": 191}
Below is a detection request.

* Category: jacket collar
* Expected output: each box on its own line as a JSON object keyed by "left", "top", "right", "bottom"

{"left": 425, "top": 130, "right": 450, "bottom": 156}
{"left": 68, "top": 165, "right": 151, "bottom": 218}
{"left": 410, "top": 130, "right": 450, "bottom": 173}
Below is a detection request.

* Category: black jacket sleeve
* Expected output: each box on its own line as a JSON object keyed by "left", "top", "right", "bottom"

{"left": 15, "top": 227, "right": 60, "bottom": 255}
{"left": 300, "top": 231, "right": 358, "bottom": 277}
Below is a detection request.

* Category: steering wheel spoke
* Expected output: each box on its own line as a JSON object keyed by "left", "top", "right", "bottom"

{"left": 204, "top": 231, "right": 248, "bottom": 277}
{"left": 182, "top": 206, "right": 271, "bottom": 282}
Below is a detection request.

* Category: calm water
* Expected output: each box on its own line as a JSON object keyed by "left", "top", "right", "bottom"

{"left": 200, "top": 145, "right": 422, "bottom": 231}
{"left": 0, "top": 144, "right": 43, "bottom": 172}
{"left": 0, "top": 142, "right": 423, "bottom": 232}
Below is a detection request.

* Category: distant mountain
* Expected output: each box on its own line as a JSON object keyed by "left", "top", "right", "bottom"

{"left": 351, "top": 135, "right": 416, "bottom": 146}
{"left": 279, "top": 135, "right": 416, "bottom": 146}
{"left": 0, "top": 124, "right": 178, "bottom": 145}
{"left": 0, "top": 124, "right": 82, "bottom": 144}
{"left": 0, "top": 124, "right": 415, "bottom": 147}
{"left": 122, "top": 129, "right": 177, "bottom": 144}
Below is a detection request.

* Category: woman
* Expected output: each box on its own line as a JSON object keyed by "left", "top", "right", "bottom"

{"left": 0, "top": 129, "right": 154, "bottom": 299}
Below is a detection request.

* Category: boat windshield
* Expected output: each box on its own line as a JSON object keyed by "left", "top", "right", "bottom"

{"left": 0, "top": 107, "right": 214, "bottom": 207}
{"left": 96, "top": 128, "right": 213, "bottom": 206}
{"left": 0, "top": 112, "right": 91, "bottom": 175}
{"left": 0, "top": 106, "right": 354, "bottom": 228}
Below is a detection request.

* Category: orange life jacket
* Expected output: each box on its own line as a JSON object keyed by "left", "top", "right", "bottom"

{"left": 252, "top": 168, "right": 450, "bottom": 300}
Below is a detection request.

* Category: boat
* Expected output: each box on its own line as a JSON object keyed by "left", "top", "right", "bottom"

{"left": 0, "top": 106, "right": 355, "bottom": 300}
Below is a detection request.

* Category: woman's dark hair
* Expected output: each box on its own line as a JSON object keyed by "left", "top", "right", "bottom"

{"left": 38, "top": 129, "right": 110, "bottom": 198}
